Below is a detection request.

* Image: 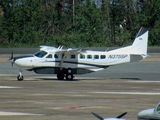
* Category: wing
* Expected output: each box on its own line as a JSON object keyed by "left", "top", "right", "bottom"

{"left": 55, "top": 48, "right": 88, "bottom": 55}
{"left": 55, "top": 48, "right": 89, "bottom": 69}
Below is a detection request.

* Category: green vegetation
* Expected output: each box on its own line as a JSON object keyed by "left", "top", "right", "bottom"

{"left": 0, "top": 0, "right": 159, "bottom": 48}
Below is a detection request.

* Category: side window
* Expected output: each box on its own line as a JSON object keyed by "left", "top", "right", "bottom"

{"left": 87, "top": 55, "right": 92, "bottom": 59}
{"left": 80, "top": 54, "right": 85, "bottom": 59}
{"left": 94, "top": 55, "right": 99, "bottom": 59}
{"left": 157, "top": 104, "right": 160, "bottom": 111}
{"left": 71, "top": 55, "right": 76, "bottom": 59}
{"left": 100, "top": 55, "right": 106, "bottom": 59}
{"left": 54, "top": 54, "right": 58, "bottom": 58}
{"left": 46, "top": 54, "right": 52, "bottom": 58}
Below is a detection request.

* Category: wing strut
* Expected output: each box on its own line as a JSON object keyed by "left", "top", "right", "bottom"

{"left": 59, "top": 51, "right": 68, "bottom": 70}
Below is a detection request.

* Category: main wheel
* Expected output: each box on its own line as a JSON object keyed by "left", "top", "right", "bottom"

{"left": 66, "top": 73, "right": 74, "bottom": 80}
{"left": 17, "top": 75, "right": 23, "bottom": 81}
{"left": 57, "top": 73, "right": 64, "bottom": 80}
{"left": 68, "top": 68, "right": 72, "bottom": 73}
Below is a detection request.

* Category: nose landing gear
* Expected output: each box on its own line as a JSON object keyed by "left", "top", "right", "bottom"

{"left": 17, "top": 70, "right": 23, "bottom": 81}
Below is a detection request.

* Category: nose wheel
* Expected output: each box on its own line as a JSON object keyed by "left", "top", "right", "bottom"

{"left": 17, "top": 71, "right": 23, "bottom": 81}
{"left": 17, "top": 75, "right": 23, "bottom": 81}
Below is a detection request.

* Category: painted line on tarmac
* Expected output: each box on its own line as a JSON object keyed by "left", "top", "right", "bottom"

{"left": 0, "top": 74, "right": 16, "bottom": 76}
{"left": 0, "top": 86, "right": 21, "bottom": 88}
{"left": 89, "top": 91, "right": 160, "bottom": 95}
{"left": 127, "top": 81, "right": 160, "bottom": 83}
{"left": 0, "top": 111, "right": 40, "bottom": 116}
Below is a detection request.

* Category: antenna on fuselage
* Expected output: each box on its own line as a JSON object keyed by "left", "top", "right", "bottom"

{"left": 57, "top": 45, "right": 63, "bottom": 50}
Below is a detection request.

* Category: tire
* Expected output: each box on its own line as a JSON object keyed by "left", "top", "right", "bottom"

{"left": 66, "top": 73, "right": 74, "bottom": 80}
{"left": 57, "top": 73, "right": 64, "bottom": 80}
{"left": 68, "top": 68, "right": 72, "bottom": 73}
{"left": 17, "top": 75, "right": 23, "bottom": 81}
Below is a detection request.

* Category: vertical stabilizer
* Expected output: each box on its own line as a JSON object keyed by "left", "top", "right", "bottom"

{"left": 107, "top": 27, "right": 149, "bottom": 55}
{"left": 131, "top": 27, "right": 149, "bottom": 55}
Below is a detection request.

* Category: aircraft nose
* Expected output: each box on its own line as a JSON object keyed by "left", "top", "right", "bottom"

{"left": 10, "top": 57, "right": 23, "bottom": 66}
{"left": 137, "top": 111, "right": 145, "bottom": 117}
{"left": 10, "top": 55, "right": 33, "bottom": 68}
{"left": 137, "top": 109, "right": 154, "bottom": 119}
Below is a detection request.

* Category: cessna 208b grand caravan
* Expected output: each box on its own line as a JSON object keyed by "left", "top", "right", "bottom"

{"left": 9, "top": 27, "right": 149, "bottom": 81}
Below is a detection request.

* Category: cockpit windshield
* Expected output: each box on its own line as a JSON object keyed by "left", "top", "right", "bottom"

{"left": 34, "top": 50, "right": 48, "bottom": 58}
{"left": 156, "top": 103, "right": 160, "bottom": 111}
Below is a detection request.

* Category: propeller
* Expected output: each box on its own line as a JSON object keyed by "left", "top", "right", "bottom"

{"left": 116, "top": 112, "right": 127, "bottom": 118}
{"left": 8, "top": 50, "right": 14, "bottom": 66}
{"left": 91, "top": 112, "right": 104, "bottom": 120}
{"left": 91, "top": 112, "right": 127, "bottom": 120}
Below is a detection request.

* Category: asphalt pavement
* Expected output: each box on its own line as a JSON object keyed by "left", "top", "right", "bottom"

{"left": 0, "top": 53, "right": 160, "bottom": 120}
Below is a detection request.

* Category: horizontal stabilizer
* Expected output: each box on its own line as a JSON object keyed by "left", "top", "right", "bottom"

{"left": 130, "top": 53, "right": 148, "bottom": 61}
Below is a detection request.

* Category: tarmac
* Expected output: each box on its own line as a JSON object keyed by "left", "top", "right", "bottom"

{"left": 0, "top": 54, "right": 160, "bottom": 120}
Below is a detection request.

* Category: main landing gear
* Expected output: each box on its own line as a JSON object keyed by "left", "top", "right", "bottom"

{"left": 57, "top": 68, "right": 74, "bottom": 80}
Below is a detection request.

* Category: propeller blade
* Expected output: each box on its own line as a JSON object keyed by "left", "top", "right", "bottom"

{"left": 11, "top": 61, "right": 14, "bottom": 67}
{"left": 116, "top": 112, "right": 127, "bottom": 118}
{"left": 8, "top": 50, "right": 14, "bottom": 67}
{"left": 11, "top": 50, "right": 13, "bottom": 59}
{"left": 11, "top": 51, "right": 14, "bottom": 66}
{"left": 91, "top": 112, "right": 104, "bottom": 120}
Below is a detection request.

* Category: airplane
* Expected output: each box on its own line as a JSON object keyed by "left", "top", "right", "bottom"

{"left": 9, "top": 27, "right": 149, "bottom": 81}
{"left": 137, "top": 102, "right": 160, "bottom": 120}
{"left": 91, "top": 111, "right": 127, "bottom": 120}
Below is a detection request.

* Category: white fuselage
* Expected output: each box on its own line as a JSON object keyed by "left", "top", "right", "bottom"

{"left": 14, "top": 48, "right": 144, "bottom": 73}
{"left": 137, "top": 102, "right": 160, "bottom": 120}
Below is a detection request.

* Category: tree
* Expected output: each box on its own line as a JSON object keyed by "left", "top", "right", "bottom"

{"left": 0, "top": 0, "right": 160, "bottom": 47}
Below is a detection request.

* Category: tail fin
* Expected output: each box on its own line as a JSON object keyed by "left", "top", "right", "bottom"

{"left": 131, "top": 27, "right": 149, "bottom": 55}
{"left": 108, "top": 27, "right": 149, "bottom": 56}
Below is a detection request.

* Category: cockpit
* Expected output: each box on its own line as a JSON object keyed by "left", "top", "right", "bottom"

{"left": 156, "top": 103, "right": 160, "bottom": 112}
{"left": 34, "top": 50, "right": 48, "bottom": 58}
